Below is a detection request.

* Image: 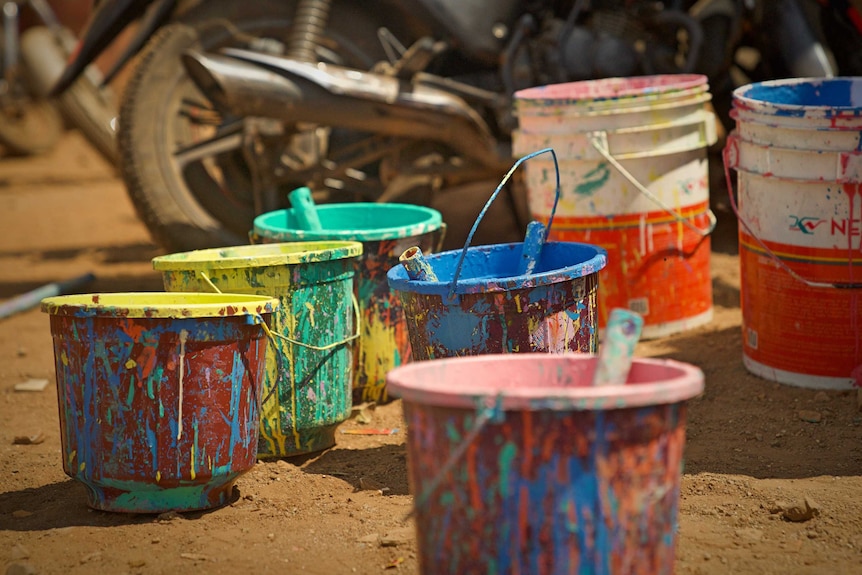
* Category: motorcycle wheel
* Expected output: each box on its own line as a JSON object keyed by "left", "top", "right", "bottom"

{"left": 20, "top": 26, "right": 118, "bottom": 165}
{"left": 119, "top": 0, "right": 397, "bottom": 252}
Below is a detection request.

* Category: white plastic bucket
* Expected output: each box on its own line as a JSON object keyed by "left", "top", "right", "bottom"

{"left": 725, "top": 77, "right": 862, "bottom": 389}
{"left": 514, "top": 75, "right": 717, "bottom": 339}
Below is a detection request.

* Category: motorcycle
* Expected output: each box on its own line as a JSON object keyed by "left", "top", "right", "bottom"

{"left": 53, "top": 0, "right": 842, "bottom": 252}
{"left": 0, "top": 0, "right": 116, "bottom": 161}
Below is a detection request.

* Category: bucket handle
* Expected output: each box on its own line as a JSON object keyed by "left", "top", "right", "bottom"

{"left": 406, "top": 394, "right": 504, "bottom": 520}
{"left": 447, "top": 147, "right": 561, "bottom": 302}
{"left": 723, "top": 139, "right": 862, "bottom": 290}
{"left": 198, "top": 270, "right": 362, "bottom": 350}
{"left": 587, "top": 132, "right": 716, "bottom": 237}
{"left": 251, "top": 295, "right": 361, "bottom": 417}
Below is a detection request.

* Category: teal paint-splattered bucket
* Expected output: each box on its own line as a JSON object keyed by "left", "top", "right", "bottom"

{"left": 152, "top": 242, "right": 363, "bottom": 458}
{"left": 252, "top": 203, "right": 445, "bottom": 404}
{"left": 41, "top": 293, "right": 278, "bottom": 513}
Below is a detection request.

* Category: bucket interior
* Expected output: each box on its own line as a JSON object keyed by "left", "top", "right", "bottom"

{"left": 41, "top": 292, "right": 279, "bottom": 318}
{"left": 254, "top": 203, "right": 442, "bottom": 241}
{"left": 152, "top": 241, "right": 363, "bottom": 271}
{"left": 386, "top": 354, "right": 704, "bottom": 410}
{"left": 387, "top": 241, "right": 607, "bottom": 294}
{"left": 734, "top": 77, "right": 862, "bottom": 110}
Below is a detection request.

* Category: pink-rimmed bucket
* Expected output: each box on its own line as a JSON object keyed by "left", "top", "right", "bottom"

{"left": 387, "top": 352, "right": 704, "bottom": 574}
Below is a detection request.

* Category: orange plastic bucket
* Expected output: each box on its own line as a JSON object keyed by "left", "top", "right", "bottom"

{"left": 725, "top": 77, "right": 862, "bottom": 389}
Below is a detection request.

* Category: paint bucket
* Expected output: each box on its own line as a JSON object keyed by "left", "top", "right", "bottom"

{"left": 724, "top": 77, "right": 862, "bottom": 389}
{"left": 152, "top": 241, "right": 363, "bottom": 457}
{"left": 514, "top": 75, "right": 717, "bottom": 338}
{"left": 41, "top": 293, "right": 278, "bottom": 513}
{"left": 388, "top": 149, "right": 607, "bottom": 359}
{"left": 252, "top": 203, "right": 445, "bottom": 404}
{"left": 387, "top": 353, "right": 705, "bottom": 574}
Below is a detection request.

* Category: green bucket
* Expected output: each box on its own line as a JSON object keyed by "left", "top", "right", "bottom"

{"left": 152, "top": 241, "right": 363, "bottom": 458}
{"left": 252, "top": 203, "right": 445, "bottom": 404}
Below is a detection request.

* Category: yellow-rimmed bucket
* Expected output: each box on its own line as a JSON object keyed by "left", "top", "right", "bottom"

{"left": 41, "top": 292, "right": 278, "bottom": 513}
{"left": 152, "top": 241, "right": 363, "bottom": 458}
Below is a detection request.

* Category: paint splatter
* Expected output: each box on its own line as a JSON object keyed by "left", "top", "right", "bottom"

{"left": 574, "top": 164, "right": 611, "bottom": 197}
{"left": 45, "top": 308, "right": 271, "bottom": 513}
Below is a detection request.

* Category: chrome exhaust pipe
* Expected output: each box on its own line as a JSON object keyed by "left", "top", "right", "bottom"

{"left": 182, "top": 49, "right": 503, "bottom": 168}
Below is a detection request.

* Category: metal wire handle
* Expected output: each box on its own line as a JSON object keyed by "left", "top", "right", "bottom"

{"left": 447, "top": 147, "right": 561, "bottom": 302}
{"left": 722, "top": 143, "right": 862, "bottom": 290}
{"left": 587, "top": 131, "right": 716, "bottom": 237}
{"left": 405, "top": 394, "right": 505, "bottom": 521}
{"left": 198, "top": 270, "right": 362, "bottom": 349}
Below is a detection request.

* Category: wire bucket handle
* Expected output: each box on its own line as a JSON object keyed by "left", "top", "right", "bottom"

{"left": 197, "top": 270, "right": 362, "bottom": 349}
{"left": 587, "top": 131, "right": 716, "bottom": 237}
{"left": 447, "top": 147, "right": 561, "bottom": 302}
{"left": 723, "top": 137, "right": 862, "bottom": 290}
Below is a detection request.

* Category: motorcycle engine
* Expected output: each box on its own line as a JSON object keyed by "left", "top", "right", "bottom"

{"left": 526, "top": 1, "right": 700, "bottom": 85}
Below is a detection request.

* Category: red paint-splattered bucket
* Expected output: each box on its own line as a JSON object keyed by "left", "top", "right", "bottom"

{"left": 41, "top": 293, "right": 278, "bottom": 513}
{"left": 387, "top": 353, "right": 704, "bottom": 575}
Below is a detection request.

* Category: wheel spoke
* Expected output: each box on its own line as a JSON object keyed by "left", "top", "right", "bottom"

{"left": 172, "top": 121, "right": 244, "bottom": 168}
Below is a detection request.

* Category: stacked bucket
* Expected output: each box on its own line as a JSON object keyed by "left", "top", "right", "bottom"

{"left": 512, "top": 75, "right": 717, "bottom": 338}
{"left": 724, "top": 77, "right": 862, "bottom": 389}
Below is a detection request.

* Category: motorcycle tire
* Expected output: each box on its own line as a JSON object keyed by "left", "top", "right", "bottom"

{"left": 0, "top": 95, "right": 63, "bottom": 156}
{"left": 19, "top": 26, "right": 118, "bottom": 165}
{"left": 119, "top": 0, "right": 395, "bottom": 252}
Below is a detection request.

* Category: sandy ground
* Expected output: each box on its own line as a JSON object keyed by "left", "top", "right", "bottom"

{"left": 1, "top": 132, "right": 861, "bottom": 574}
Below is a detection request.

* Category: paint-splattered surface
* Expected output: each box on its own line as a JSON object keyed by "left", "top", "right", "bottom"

{"left": 400, "top": 277, "right": 599, "bottom": 359}
{"left": 255, "top": 228, "right": 445, "bottom": 405}
{"left": 45, "top": 311, "right": 271, "bottom": 512}
{"left": 2, "top": 132, "right": 862, "bottom": 574}
{"left": 155, "top": 251, "right": 359, "bottom": 459}
{"left": 402, "top": 401, "right": 687, "bottom": 574}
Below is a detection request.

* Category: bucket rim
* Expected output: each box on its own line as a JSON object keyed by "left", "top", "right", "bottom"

{"left": 151, "top": 241, "right": 363, "bottom": 271}
{"left": 732, "top": 77, "right": 862, "bottom": 114}
{"left": 253, "top": 203, "right": 443, "bottom": 242}
{"left": 387, "top": 241, "right": 607, "bottom": 296}
{"left": 515, "top": 92, "right": 713, "bottom": 121}
{"left": 41, "top": 292, "right": 279, "bottom": 318}
{"left": 386, "top": 353, "right": 705, "bottom": 411}
{"left": 514, "top": 74, "right": 708, "bottom": 106}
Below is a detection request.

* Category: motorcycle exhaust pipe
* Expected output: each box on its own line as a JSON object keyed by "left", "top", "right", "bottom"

{"left": 181, "top": 49, "right": 504, "bottom": 169}
{"left": 182, "top": 51, "right": 304, "bottom": 113}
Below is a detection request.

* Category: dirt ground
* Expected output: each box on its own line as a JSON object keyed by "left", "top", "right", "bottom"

{"left": 1, "top": 131, "right": 861, "bottom": 575}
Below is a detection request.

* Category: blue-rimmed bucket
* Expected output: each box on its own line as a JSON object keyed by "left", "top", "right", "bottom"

{"left": 252, "top": 203, "right": 445, "bottom": 404}
{"left": 387, "top": 149, "right": 607, "bottom": 360}
{"left": 724, "top": 77, "right": 862, "bottom": 389}
{"left": 152, "top": 242, "right": 363, "bottom": 458}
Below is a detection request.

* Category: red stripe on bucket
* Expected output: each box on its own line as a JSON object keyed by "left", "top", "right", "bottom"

{"left": 547, "top": 202, "right": 713, "bottom": 338}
